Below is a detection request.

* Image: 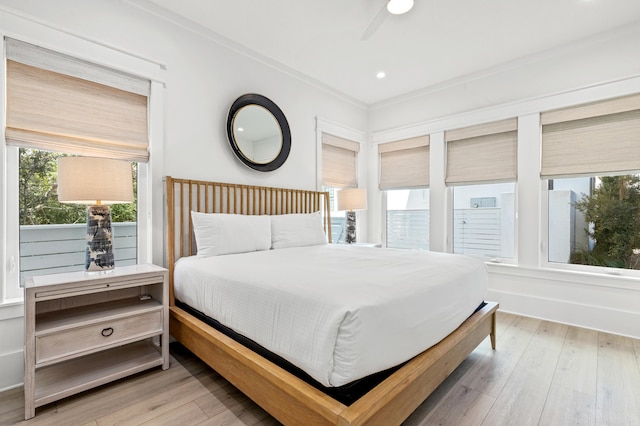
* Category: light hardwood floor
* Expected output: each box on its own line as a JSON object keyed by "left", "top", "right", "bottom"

{"left": 2, "top": 311, "right": 640, "bottom": 425}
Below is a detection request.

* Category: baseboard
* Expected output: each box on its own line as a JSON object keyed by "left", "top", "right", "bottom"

{"left": 487, "top": 288, "right": 640, "bottom": 339}
{"left": 0, "top": 350, "right": 23, "bottom": 392}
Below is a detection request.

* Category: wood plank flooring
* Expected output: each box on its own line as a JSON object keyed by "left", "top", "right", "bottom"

{"left": 2, "top": 311, "right": 639, "bottom": 425}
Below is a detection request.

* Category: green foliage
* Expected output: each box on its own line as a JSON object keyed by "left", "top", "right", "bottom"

{"left": 572, "top": 175, "right": 640, "bottom": 269}
{"left": 19, "top": 148, "right": 137, "bottom": 226}
{"left": 111, "top": 162, "right": 138, "bottom": 223}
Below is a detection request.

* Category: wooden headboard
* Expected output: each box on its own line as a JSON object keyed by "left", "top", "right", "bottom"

{"left": 164, "top": 176, "right": 331, "bottom": 304}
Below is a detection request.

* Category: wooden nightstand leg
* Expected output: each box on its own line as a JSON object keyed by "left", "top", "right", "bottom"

{"left": 490, "top": 311, "right": 497, "bottom": 350}
{"left": 24, "top": 296, "right": 36, "bottom": 420}
{"left": 162, "top": 333, "right": 170, "bottom": 370}
{"left": 24, "top": 393, "right": 35, "bottom": 420}
{"left": 24, "top": 363, "right": 35, "bottom": 420}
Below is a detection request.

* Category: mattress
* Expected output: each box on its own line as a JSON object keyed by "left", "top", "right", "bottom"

{"left": 174, "top": 244, "right": 487, "bottom": 388}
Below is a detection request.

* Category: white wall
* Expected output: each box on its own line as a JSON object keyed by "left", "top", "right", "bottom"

{"left": 0, "top": 0, "right": 367, "bottom": 390}
{"left": 367, "top": 22, "right": 640, "bottom": 340}
{"left": 368, "top": 22, "right": 640, "bottom": 132}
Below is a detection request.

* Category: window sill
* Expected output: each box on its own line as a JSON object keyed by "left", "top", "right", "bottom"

{"left": 486, "top": 262, "right": 640, "bottom": 292}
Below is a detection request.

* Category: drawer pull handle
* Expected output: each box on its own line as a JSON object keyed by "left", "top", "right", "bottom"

{"left": 101, "top": 327, "right": 114, "bottom": 337}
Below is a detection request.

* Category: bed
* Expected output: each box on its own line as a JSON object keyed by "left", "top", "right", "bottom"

{"left": 165, "top": 176, "right": 498, "bottom": 425}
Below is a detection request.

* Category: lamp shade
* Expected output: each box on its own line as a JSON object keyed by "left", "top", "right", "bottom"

{"left": 337, "top": 188, "right": 367, "bottom": 212}
{"left": 57, "top": 156, "right": 134, "bottom": 205}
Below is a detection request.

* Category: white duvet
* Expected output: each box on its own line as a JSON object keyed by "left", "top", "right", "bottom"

{"left": 174, "top": 245, "right": 487, "bottom": 387}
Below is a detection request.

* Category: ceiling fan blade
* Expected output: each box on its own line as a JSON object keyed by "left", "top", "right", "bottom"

{"left": 361, "top": 3, "right": 389, "bottom": 41}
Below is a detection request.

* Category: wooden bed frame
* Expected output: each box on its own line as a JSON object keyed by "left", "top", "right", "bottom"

{"left": 165, "top": 176, "right": 498, "bottom": 425}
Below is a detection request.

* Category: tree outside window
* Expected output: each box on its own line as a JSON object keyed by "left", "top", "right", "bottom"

{"left": 19, "top": 148, "right": 137, "bottom": 226}
{"left": 549, "top": 174, "right": 640, "bottom": 271}
{"left": 571, "top": 175, "right": 640, "bottom": 269}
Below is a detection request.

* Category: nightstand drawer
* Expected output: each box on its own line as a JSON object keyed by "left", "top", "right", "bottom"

{"left": 35, "top": 309, "right": 163, "bottom": 365}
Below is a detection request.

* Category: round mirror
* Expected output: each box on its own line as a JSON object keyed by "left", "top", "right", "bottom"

{"left": 226, "top": 94, "right": 291, "bottom": 172}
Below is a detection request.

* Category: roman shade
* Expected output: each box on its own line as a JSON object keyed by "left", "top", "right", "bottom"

{"left": 322, "top": 133, "right": 360, "bottom": 188}
{"left": 5, "top": 37, "right": 150, "bottom": 162}
{"left": 445, "top": 118, "right": 517, "bottom": 186}
{"left": 378, "top": 136, "right": 430, "bottom": 190}
{"left": 540, "top": 93, "right": 640, "bottom": 179}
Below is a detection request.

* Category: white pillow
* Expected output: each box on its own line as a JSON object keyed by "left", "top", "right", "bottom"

{"left": 271, "top": 211, "right": 327, "bottom": 249}
{"left": 191, "top": 212, "right": 271, "bottom": 257}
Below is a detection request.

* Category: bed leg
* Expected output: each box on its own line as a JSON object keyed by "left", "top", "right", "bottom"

{"left": 490, "top": 312, "right": 497, "bottom": 350}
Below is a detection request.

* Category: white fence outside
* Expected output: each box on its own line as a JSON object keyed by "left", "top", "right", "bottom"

{"left": 19, "top": 222, "right": 137, "bottom": 285}
{"left": 387, "top": 209, "right": 429, "bottom": 250}
{"left": 453, "top": 208, "right": 502, "bottom": 257}
{"left": 387, "top": 208, "right": 506, "bottom": 257}
{"left": 330, "top": 216, "right": 346, "bottom": 244}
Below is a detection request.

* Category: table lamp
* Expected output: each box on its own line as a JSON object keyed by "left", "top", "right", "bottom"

{"left": 336, "top": 188, "right": 367, "bottom": 244}
{"left": 57, "top": 156, "right": 134, "bottom": 272}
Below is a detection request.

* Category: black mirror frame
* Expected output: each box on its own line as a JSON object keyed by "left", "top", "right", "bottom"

{"left": 226, "top": 93, "right": 291, "bottom": 172}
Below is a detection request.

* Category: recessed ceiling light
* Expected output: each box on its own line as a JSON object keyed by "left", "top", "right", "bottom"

{"left": 376, "top": 71, "right": 386, "bottom": 79}
{"left": 237, "top": 127, "right": 244, "bottom": 132}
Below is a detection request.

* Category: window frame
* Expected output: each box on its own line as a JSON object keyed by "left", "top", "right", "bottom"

{"left": 443, "top": 119, "right": 519, "bottom": 264}
{"left": 383, "top": 188, "right": 430, "bottom": 250}
{"left": 315, "top": 117, "right": 367, "bottom": 244}
{"left": 450, "top": 181, "right": 517, "bottom": 263}
{"left": 541, "top": 175, "right": 640, "bottom": 278}
{"left": 0, "top": 32, "right": 165, "bottom": 307}
{"left": 539, "top": 94, "right": 640, "bottom": 277}
{"left": 2, "top": 147, "right": 152, "bottom": 304}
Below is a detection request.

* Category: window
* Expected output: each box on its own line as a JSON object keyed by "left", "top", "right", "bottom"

{"left": 445, "top": 118, "right": 517, "bottom": 259}
{"left": 547, "top": 175, "right": 640, "bottom": 270}
{"left": 18, "top": 149, "right": 138, "bottom": 284}
{"left": 321, "top": 133, "right": 360, "bottom": 243}
{"left": 542, "top": 93, "right": 640, "bottom": 272}
{"left": 378, "top": 136, "right": 430, "bottom": 249}
{"left": 452, "top": 183, "right": 515, "bottom": 258}
{"left": 323, "top": 186, "right": 346, "bottom": 243}
{"left": 386, "top": 189, "right": 429, "bottom": 250}
{"left": 2, "top": 38, "right": 150, "bottom": 301}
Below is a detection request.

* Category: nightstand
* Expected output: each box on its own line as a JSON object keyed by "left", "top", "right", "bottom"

{"left": 23, "top": 263, "right": 169, "bottom": 420}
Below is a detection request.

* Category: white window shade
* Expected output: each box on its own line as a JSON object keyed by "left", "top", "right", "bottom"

{"left": 322, "top": 133, "right": 360, "bottom": 188}
{"left": 445, "top": 118, "right": 517, "bottom": 186}
{"left": 541, "top": 93, "right": 640, "bottom": 179}
{"left": 5, "top": 38, "right": 150, "bottom": 95}
{"left": 379, "top": 136, "right": 429, "bottom": 190}
{"left": 5, "top": 38, "right": 150, "bottom": 162}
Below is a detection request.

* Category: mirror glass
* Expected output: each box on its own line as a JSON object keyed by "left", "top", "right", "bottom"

{"left": 232, "top": 105, "right": 282, "bottom": 164}
{"left": 227, "top": 94, "right": 291, "bottom": 172}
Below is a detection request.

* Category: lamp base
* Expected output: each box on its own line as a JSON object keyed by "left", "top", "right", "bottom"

{"left": 345, "top": 210, "right": 357, "bottom": 244}
{"left": 86, "top": 205, "right": 115, "bottom": 272}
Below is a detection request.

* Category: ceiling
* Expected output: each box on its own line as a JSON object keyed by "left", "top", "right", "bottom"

{"left": 138, "top": 0, "right": 640, "bottom": 106}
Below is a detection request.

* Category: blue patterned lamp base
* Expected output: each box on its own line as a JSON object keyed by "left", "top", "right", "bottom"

{"left": 345, "top": 211, "right": 357, "bottom": 244}
{"left": 86, "top": 205, "right": 115, "bottom": 272}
